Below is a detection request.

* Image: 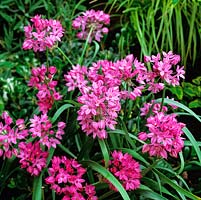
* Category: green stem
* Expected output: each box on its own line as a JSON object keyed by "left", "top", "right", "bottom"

{"left": 142, "top": 159, "right": 161, "bottom": 176}
{"left": 46, "top": 48, "right": 49, "bottom": 67}
{"left": 160, "top": 87, "right": 166, "bottom": 112}
{"left": 99, "top": 190, "right": 115, "bottom": 200}
{"left": 57, "top": 47, "right": 73, "bottom": 66}
{"left": 58, "top": 144, "right": 77, "bottom": 158}
{"left": 78, "top": 27, "right": 94, "bottom": 65}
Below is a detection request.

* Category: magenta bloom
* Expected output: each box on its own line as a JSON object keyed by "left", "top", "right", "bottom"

{"left": 142, "top": 51, "right": 185, "bottom": 88}
{"left": 18, "top": 141, "right": 48, "bottom": 176}
{"left": 104, "top": 151, "right": 141, "bottom": 191}
{"left": 64, "top": 56, "right": 143, "bottom": 139}
{"left": 139, "top": 112, "right": 185, "bottom": 159}
{"left": 23, "top": 15, "right": 64, "bottom": 52}
{"left": 29, "top": 114, "right": 65, "bottom": 149}
{"left": 0, "top": 112, "right": 28, "bottom": 159}
{"left": 45, "top": 156, "right": 97, "bottom": 199}
{"left": 29, "top": 65, "right": 62, "bottom": 113}
{"left": 72, "top": 9, "right": 110, "bottom": 43}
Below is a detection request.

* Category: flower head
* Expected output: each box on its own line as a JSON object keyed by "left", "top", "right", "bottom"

{"left": 18, "top": 141, "right": 48, "bottom": 176}
{"left": 23, "top": 15, "right": 64, "bottom": 52}
{"left": 139, "top": 112, "right": 185, "bottom": 159}
{"left": 0, "top": 112, "right": 28, "bottom": 159}
{"left": 45, "top": 156, "right": 97, "bottom": 199}
{"left": 72, "top": 10, "right": 110, "bottom": 43}
{"left": 30, "top": 114, "right": 65, "bottom": 149}
{"left": 104, "top": 151, "right": 141, "bottom": 191}
{"left": 29, "top": 65, "right": 62, "bottom": 114}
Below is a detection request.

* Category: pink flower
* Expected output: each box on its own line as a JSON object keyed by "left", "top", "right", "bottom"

{"left": 30, "top": 114, "right": 65, "bottom": 148}
{"left": 45, "top": 156, "right": 97, "bottom": 199}
{"left": 29, "top": 65, "right": 62, "bottom": 113}
{"left": 72, "top": 10, "right": 110, "bottom": 43}
{"left": 104, "top": 151, "right": 141, "bottom": 191}
{"left": 139, "top": 112, "right": 185, "bottom": 158}
{"left": 143, "top": 51, "right": 185, "bottom": 87}
{"left": 0, "top": 112, "right": 28, "bottom": 159}
{"left": 64, "top": 64, "right": 88, "bottom": 92}
{"left": 23, "top": 15, "right": 64, "bottom": 52}
{"left": 17, "top": 141, "right": 48, "bottom": 176}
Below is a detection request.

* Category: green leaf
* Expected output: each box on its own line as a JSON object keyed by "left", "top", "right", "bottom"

{"left": 192, "top": 76, "right": 201, "bottom": 85}
{"left": 51, "top": 103, "right": 73, "bottom": 123}
{"left": 153, "top": 169, "right": 201, "bottom": 200}
{"left": 98, "top": 139, "right": 110, "bottom": 168}
{"left": 177, "top": 152, "right": 185, "bottom": 174}
{"left": 0, "top": 98, "right": 5, "bottom": 114}
{"left": 81, "top": 160, "right": 131, "bottom": 200}
{"left": 0, "top": 61, "right": 15, "bottom": 68}
{"left": 182, "top": 82, "right": 197, "bottom": 97}
{"left": 120, "top": 148, "right": 150, "bottom": 166}
{"left": 141, "top": 178, "right": 177, "bottom": 199}
{"left": 189, "top": 99, "right": 201, "bottom": 108}
{"left": 0, "top": 12, "right": 13, "bottom": 22}
{"left": 138, "top": 184, "right": 171, "bottom": 200}
{"left": 32, "top": 174, "right": 42, "bottom": 200}
{"left": 58, "top": 144, "right": 76, "bottom": 158}
{"left": 156, "top": 98, "right": 201, "bottom": 122}
{"left": 167, "top": 86, "right": 183, "bottom": 100}
{"left": 182, "top": 127, "right": 201, "bottom": 164}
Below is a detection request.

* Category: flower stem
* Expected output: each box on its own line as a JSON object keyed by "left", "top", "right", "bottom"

{"left": 160, "top": 87, "right": 166, "bottom": 112}
{"left": 78, "top": 27, "right": 94, "bottom": 65}
{"left": 142, "top": 159, "right": 161, "bottom": 176}
{"left": 46, "top": 48, "right": 49, "bottom": 67}
{"left": 57, "top": 47, "right": 73, "bottom": 66}
{"left": 58, "top": 144, "right": 76, "bottom": 158}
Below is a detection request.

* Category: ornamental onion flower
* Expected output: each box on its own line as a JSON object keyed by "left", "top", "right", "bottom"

{"left": 23, "top": 15, "right": 64, "bottom": 52}
{"left": 72, "top": 9, "right": 110, "bottom": 43}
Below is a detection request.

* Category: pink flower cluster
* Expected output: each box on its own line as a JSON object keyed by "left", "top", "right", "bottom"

{"left": 142, "top": 51, "right": 185, "bottom": 90}
{"left": 140, "top": 101, "right": 168, "bottom": 116}
{"left": 65, "top": 52, "right": 184, "bottom": 139}
{"left": 17, "top": 141, "right": 48, "bottom": 176}
{"left": 30, "top": 114, "right": 66, "bottom": 149}
{"left": 65, "top": 62, "right": 122, "bottom": 139}
{"left": 0, "top": 112, "right": 28, "bottom": 159}
{"left": 0, "top": 111, "right": 65, "bottom": 176}
{"left": 72, "top": 9, "right": 110, "bottom": 42}
{"left": 138, "top": 110, "right": 185, "bottom": 159}
{"left": 45, "top": 156, "right": 97, "bottom": 200}
{"left": 29, "top": 65, "right": 62, "bottom": 114}
{"left": 64, "top": 52, "right": 184, "bottom": 139}
{"left": 23, "top": 15, "right": 64, "bottom": 52}
{"left": 104, "top": 151, "right": 141, "bottom": 191}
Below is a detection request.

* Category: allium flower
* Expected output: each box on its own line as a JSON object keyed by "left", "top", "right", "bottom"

{"left": 143, "top": 51, "right": 185, "bottom": 88}
{"left": 72, "top": 9, "right": 110, "bottom": 42}
{"left": 65, "top": 52, "right": 185, "bottom": 140}
{"left": 138, "top": 112, "right": 185, "bottom": 159}
{"left": 29, "top": 114, "right": 65, "bottom": 148}
{"left": 64, "top": 64, "right": 88, "bottom": 93}
{"left": 0, "top": 112, "right": 28, "bottom": 159}
{"left": 29, "top": 65, "right": 62, "bottom": 113}
{"left": 23, "top": 15, "right": 64, "bottom": 52}
{"left": 140, "top": 100, "right": 168, "bottom": 116}
{"left": 77, "top": 83, "right": 121, "bottom": 139}
{"left": 18, "top": 141, "right": 48, "bottom": 176}
{"left": 45, "top": 156, "right": 97, "bottom": 199}
{"left": 104, "top": 151, "right": 141, "bottom": 191}
{"left": 64, "top": 56, "right": 142, "bottom": 139}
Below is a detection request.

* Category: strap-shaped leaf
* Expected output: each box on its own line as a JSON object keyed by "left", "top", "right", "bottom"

{"left": 81, "top": 160, "right": 131, "bottom": 200}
